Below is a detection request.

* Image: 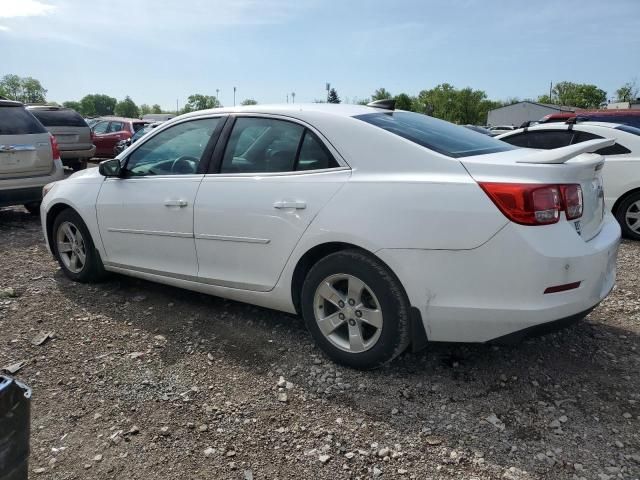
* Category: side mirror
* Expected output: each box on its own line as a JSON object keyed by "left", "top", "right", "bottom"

{"left": 99, "top": 158, "right": 122, "bottom": 177}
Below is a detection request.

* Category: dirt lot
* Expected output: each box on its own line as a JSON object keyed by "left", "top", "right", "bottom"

{"left": 1, "top": 206, "right": 639, "bottom": 480}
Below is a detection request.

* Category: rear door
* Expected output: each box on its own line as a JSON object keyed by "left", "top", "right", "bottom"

{"left": 0, "top": 103, "right": 53, "bottom": 179}
{"left": 194, "top": 115, "right": 349, "bottom": 291}
{"left": 29, "top": 109, "right": 93, "bottom": 153}
{"left": 92, "top": 120, "right": 125, "bottom": 156}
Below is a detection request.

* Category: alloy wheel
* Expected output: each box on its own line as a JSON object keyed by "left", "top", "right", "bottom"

{"left": 625, "top": 200, "right": 640, "bottom": 234}
{"left": 313, "top": 273, "right": 383, "bottom": 353}
{"left": 56, "top": 221, "right": 87, "bottom": 274}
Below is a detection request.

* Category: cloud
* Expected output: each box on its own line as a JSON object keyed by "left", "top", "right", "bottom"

{"left": 0, "top": 25, "right": 10, "bottom": 31}
{"left": 0, "top": 0, "right": 55, "bottom": 18}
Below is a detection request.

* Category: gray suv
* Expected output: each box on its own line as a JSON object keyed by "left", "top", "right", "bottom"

{"left": 0, "top": 99, "right": 64, "bottom": 214}
{"left": 27, "top": 106, "right": 95, "bottom": 171}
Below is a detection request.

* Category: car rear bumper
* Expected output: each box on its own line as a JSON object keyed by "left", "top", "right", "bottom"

{"left": 377, "top": 214, "right": 621, "bottom": 343}
{"left": 0, "top": 160, "right": 65, "bottom": 207}
{"left": 59, "top": 145, "right": 96, "bottom": 160}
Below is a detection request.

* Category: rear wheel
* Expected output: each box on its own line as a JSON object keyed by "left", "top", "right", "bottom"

{"left": 301, "top": 249, "right": 411, "bottom": 369}
{"left": 52, "top": 209, "right": 106, "bottom": 282}
{"left": 68, "top": 159, "right": 87, "bottom": 171}
{"left": 615, "top": 191, "right": 640, "bottom": 241}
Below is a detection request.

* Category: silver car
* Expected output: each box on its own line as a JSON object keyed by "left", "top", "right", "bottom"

{"left": 0, "top": 99, "right": 64, "bottom": 214}
{"left": 27, "top": 106, "right": 95, "bottom": 171}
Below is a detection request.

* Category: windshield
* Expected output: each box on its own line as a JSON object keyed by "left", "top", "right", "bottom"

{"left": 355, "top": 111, "right": 516, "bottom": 158}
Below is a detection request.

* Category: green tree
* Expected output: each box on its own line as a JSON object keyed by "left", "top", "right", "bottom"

{"left": 0, "top": 74, "right": 23, "bottom": 100}
{"left": 543, "top": 81, "right": 606, "bottom": 109}
{"left": 80, "top": 94, "right": 117, "bottom": 116}
{"left": 139, "top": 104, "right": 152, "bottom": 116}
{"left": 241, "top": 98, "right": 258, "bottom": 106}
{"left": 151, "top": 104, "right": 163, "bottom": 114}
{"left": 20, "top": 77, "right": 47, "bottom": 103}
{"left": 371, "top": 88, "right": 392, "bottom": 101}
{"left": 327, "top": 88, "right": 340, "bottom": 104}
{"left": 62, "top": 100, "right": 82, "bottom": 112}
{"left": 183, "top": 94, "right": 221, "bottom": 113}
{"left": 394, "top": 93, "right": 415, "bottom": 111}
{"left": 616, "top": 80, "right": 639, "bottom": 102}
{"left": 114, "top": 96, "right": 140, "bottom": 118}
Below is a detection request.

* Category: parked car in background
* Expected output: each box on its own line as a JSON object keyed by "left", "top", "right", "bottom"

{"left": 85, "top": 118, "right": 100, "bottom": 128}
{"left": 142, "top": 113, "right": 175, "bottom": 122}
{"left": 113, "top": 122, "right": 163, "bottom": 156}
{"left": 464, "top": 125, "right": 493, "bottom": 135}
{"left": 539, "top": 110, "right": 640, "bottom": 128}
{"left": 41, "top": 104, "right": 619, "bottom": 369}
{"left": 27, "top": 106, "right": 95, "bottom": 171}
{"left": 487, "top": 125, "right": 516, "bottom": 136}
{"left": 0, "top": 99, "right": 64, "bottom": 213}
{"left": 91, "top": 117, "right": 149, "bottom": 157}
{"left": 498, "top": 122, "right": 640, "bottom": 240}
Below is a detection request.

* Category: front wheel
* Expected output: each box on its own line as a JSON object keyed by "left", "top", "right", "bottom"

{"left": 301, "top": 250, "right": 411, "bottom": 369}
{"left": 52, "top": 209, "right": 106, "bottom": 282}
{"left": 615, "top": 191, "right": 640, "bottom": 241}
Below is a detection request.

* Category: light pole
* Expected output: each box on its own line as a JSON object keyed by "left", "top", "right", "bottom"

{"left": 291, "top": 92, "right": 295, "bottom": 104}
{"left": 216, "top": 89, "right": 219, "bottom": 106}
{"left": 233, "top": 86, "right": 236, "bottom": 106}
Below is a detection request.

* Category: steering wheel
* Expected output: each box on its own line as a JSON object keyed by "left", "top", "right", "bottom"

{"left": 170, "top": 156, "right": 198, "bottom": 174}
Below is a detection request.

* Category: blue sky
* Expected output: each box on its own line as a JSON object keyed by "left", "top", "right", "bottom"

{"left": 1, "top": 0, "right": 638, "bottom": 110}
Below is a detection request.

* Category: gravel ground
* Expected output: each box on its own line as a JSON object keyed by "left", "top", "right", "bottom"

{"left": 1, "top": 206, "right": 639, "bottom": 480}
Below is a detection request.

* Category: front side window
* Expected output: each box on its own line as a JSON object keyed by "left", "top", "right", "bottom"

{"left": 355, "top": 111, "right": 515, "bottom": 158}
{"left": 125, "top": 118, "right": 220, "bottom": 176}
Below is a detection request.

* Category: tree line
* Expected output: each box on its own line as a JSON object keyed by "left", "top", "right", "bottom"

{"left": 1, "top": 73, "right": 637, "bottom": 124}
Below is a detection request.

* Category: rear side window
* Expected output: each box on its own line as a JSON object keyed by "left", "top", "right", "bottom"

{"left": 92, "top": 121, "right": 109, "bottom": 134}
{"left": 297, "top": 130, "right": 339, "bottom": 171}
{"left": 354, "top": 111, "right": 515, "bottom": 158}
{"left": 29, "top": 109, "right": 87, "bottom": 127}
{"left": 108, "top": 121, "right": 125, "bottom": 133}
{"left": 572, "top": 131, "right": 631, "bottom": 155}
{"left": 0, "top": 106, "right": 47, "bottom": 135}
{"left": 615, "top": 124, "right": 640, "bottom": 136}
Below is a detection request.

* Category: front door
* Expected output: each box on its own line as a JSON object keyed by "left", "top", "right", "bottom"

{"left": 194, "top": 116, "right": 349, "bottom": 291}
{"left": 97, "top": 117, "right": 223, "bottom": 278}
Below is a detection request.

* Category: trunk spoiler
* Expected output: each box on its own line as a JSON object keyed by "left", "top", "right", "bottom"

{"left": 516, "top": 138, "right": 615, "bottom": 164}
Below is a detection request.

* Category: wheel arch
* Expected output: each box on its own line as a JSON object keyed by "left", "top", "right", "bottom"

{"left": 612, "top": 186, "right": 640, "bottom": 217}
{"left": 45, "top": 202, "right": 76, "bottom": 253}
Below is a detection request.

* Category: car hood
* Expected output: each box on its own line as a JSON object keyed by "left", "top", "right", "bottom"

{"left": 67, "top": 166, "right": 103, "bottom": 181}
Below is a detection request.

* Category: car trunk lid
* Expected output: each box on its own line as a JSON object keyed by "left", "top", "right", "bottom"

{"left": 46, "top": 125, "right": 93, "bottom": 151}
{"left": 460, "top": 139, "right": 612, "bottom": 241}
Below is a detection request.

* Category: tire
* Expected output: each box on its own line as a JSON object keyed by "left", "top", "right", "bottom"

{"left": 615, "top": 191, "right": 640, "bottom": 241}
{"left": 52, "top": 209, "right": 107, "bottom": 282}
{"left": 24, "top": 202, "right": 41, "bottom": 216}
{"left": 68, "top": 159, "right": 87, "bottom": 172}
{"left": 301, "top": 249, "right": 411, "bottom": 369}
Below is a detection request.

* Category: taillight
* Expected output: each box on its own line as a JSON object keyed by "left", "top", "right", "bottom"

{"left": 49, "top": 134, "right": 60, "bottom": 160}
{"left": 561, "top": 184, "right": 583, "bottom": 220}
{"left": 479, "top": 182, "right": 583, "bottom": 226}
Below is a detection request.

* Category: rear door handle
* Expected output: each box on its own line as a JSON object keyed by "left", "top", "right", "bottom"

{"left": 273, "top": 200, "right": 306, "bottom": 210}
{"left": 164, "top": 199, "right": 188, "bottom": 208}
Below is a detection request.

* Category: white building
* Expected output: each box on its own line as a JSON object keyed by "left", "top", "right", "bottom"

{"left": 487, "top": 101, "right": 577, "bottom": 127}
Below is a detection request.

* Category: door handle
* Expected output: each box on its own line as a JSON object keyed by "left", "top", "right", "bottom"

{"left": 164, "top": 199, "right": 188, "bottom": 208}
{"left": 273, "top": 200, "right": 306, "bottom": 210}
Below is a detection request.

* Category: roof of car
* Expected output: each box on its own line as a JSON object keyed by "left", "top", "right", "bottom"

{"left": 497, "top": 121, "right": 626, "bottom": 139}
{"left": 96, "top": 116, "right": 149, "bottom": 123}
{"left": 180, "top": 103, "right": 383, "bottom": 121}
{"left": 0, "top": 99, "right": 24, "bottom": 107}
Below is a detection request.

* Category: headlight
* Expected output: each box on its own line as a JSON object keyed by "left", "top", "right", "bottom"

{"left": 43, "top": 182, "right": 57, "bottom": 198}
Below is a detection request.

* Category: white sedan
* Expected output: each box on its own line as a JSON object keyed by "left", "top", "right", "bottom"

{"left": 498, "top": 122, "right": 640, "bottom": 240}
{"left": 41, "top": 103, "right": 621, "bottom": 369}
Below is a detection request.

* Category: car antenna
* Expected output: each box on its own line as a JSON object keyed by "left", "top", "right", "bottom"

{"left": 366, "top": 99, "right": 396, "bottom": 111}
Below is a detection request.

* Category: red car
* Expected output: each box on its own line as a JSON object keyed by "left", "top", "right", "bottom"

{"left": 91, "top": 117, "right": 149, "bottom": 157}
{"left": 540, "top": 109, "right": 640, "bottom": 128}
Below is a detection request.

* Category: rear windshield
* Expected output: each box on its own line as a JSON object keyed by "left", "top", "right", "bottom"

{"left": 30, "top": 109, "right": 88, "bottom": 128}
{"left": 355, "top": 111, "right": 516, "bottom": 158}
{"left": 132, "top": 122, "right": 149, "bottom": 132}
{"left": 0, "top": 105, "right": 48, "bottom": 135}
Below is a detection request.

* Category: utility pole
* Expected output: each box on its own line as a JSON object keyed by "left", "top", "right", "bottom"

{"left": 233, "top": 86, "right": 236, "bottom": 107}
{"left": 326, "top": 83, "right": 330, "bottom": 102}
{"left": 291, "top": 92, "right": 295, "bottom": 104}
{"left": 176, "top": 98, "right": 179, "bottom": 115}
{"left": 549, "top": 81, "right": 553, "bottom": 102}
{"left": 286, "top": 94, "right": 289, "bottom": 104}
{"left": 216, "top": 89, "right": 219, "bottom": 106}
